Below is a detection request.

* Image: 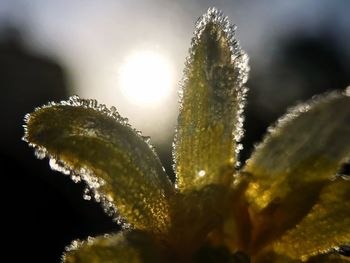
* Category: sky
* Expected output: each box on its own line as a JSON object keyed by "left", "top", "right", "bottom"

{"left": 1, "top": 0, "right": 349, "bottom": 145}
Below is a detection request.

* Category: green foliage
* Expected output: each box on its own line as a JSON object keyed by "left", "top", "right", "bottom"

{"left": 23, "top": 7, "right": 350, "bottom": 263}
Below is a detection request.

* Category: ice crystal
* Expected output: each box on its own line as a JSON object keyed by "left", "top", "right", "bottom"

{"left": 23, "top": 7, "right": 350, "bottom": 263}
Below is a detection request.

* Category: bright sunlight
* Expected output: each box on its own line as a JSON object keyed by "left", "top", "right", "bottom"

{"left": 119, "top": 51, "right": 174, "bottom": 105}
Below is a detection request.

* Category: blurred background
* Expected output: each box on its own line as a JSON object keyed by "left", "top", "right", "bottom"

{"left": 1, "top": 0, "right": 349, "bottom": 262}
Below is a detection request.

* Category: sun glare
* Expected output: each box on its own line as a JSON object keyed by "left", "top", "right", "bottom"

{"left": 119, "top": 51, "right": 173, "bottom": 105}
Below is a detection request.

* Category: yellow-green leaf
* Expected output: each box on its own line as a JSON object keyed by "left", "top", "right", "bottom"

{"left": 242, "top": 91, "right": 350, "bottom": 251}
{"left": 273, "top": 179, "right": 350, "bottom": 261}
{"left": 243, "top": 91, "right": 350, "bottom": 211}
{"left": 63, "top": 231, "right": 162, "bottom": 263}
{"left": 174, "top": 8, "right": 249, "bottom": 191}
{"left": 24, "top": 96, "right": 174, "bottom": 233}
{"left": 168, "top": 184, "right": 232, "bottom": 258}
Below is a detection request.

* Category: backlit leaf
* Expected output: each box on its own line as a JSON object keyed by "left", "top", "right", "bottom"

{"left": 24, "top": 96, "right": 174, "bottom": 233}
{"left": 244, "top": 91, "right": 350, "bottom": 212}
{"left": 241, "top": 92, "right": 350, "bottom": 251}
{"left": 273, "top": 179, "right": 350, "bottom": 261}
{"left": 168, "top": 184, "right": 232, "bottom": 257}
{"left": 174, "top": 8, "right": 249, "bottom": 191}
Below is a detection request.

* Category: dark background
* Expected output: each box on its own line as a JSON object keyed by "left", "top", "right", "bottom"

{"left": 1, "top": 1, "right": 350, "bottom": 262}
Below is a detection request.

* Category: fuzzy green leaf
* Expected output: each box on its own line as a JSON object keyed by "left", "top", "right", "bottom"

{"left": 24, "top": 98, "right": 174, "bottom": 233}
{"left": 273, "top": 179, "right": 350, "bottom": 261}
{"left": 244, "top": 91, "right": 350, "bottom": 211}
{"left": 174, "top": 9, "right": 249, "bottom": 191}
{"left": 243, "top": 91, "right": 350, "bottom": 251}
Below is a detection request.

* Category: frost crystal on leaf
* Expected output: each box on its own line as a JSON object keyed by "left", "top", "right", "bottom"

{"left": 23, "top": 7, "right": 350, "bottom": 263}
{"left": 23, "top": 95, "right": 172, "bottom": 231}
{"left": 173, "top": 7, "right": 249, "bottom": 191}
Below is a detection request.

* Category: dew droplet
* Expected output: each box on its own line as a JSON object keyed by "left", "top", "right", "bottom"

{"left": 49, "top": 158, "right": 71, "bottom": 175}
{"left": 198, "top": 170, "right": 206, "bottom": 177}
{"left": 83, "top": 194, "right": 92, "bottom": 201}
{"left": 235, "top": 143, "right": 244, "bottom": 154}
{"left": 65, "top": 239, "right": 81, "bottom": 252}
{"left": 70, "top": 174, "right": 81, "bottom": 183}
{"left": 34, "top": 146, "right": 47, "bottom": 160}
{"left": 87, "top": 236, "right": 95, "bottom": 244}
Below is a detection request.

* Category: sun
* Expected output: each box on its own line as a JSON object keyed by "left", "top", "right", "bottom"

{"left": 119, "top": 51, "right": 174, "bottom": 105}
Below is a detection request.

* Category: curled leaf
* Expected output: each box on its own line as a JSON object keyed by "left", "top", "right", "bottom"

{"left": 24, "top": 96, "right": 174, "bottom": 233}
{"left": 174, "top": 7, "right": 249, "bottom": 191}
{"left": 242, "top": 91, "right": 350, "bottom": 252}
{"left": 244, "top": 91, "right": 350, "bottom": 212}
